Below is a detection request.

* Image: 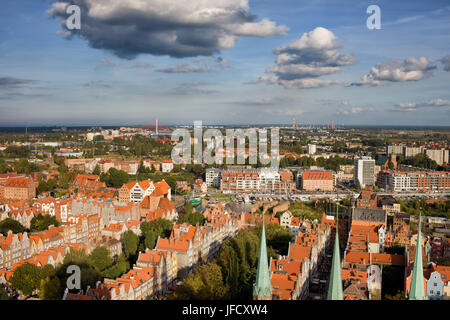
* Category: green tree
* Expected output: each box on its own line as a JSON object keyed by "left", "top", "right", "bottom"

{"left": 188, "top": 211, "right": 206, "bottom": 226}
{"left": 37, "top": 180, "right": 49, "bottom": 193}
{"left": 106, "top": 168, "right": 129, "bottom": 188}
{"left": 9, "top": 263, "right": 43, "bottom": 296}
{"left": 265, "top": 223, "right": 292, "bottom": 256}
{"left": 0, "top": 218, "right": 26, "bottom": 235}
{"left": 0, "top": 287, "right": 10, "bottom": 300}
{"left": 63, "top": 247, "right": 89, "bottom": 265}
{"left": 39, "top": 277, "right": 62, "bottom": 300}
{"left": 30, "top": 214, "right": 61, "bottom": 232}
{"left": 388, "top": 161, "right": 394, "bottom": 170}
{"left": 93, "top": 165, "right": 101, "bottom": 176}
{"left": 174, "top": 263, "right": 227, "bottom": 300}
{"left": 55, "top": 262, "right": 102, "bottom": 296}
{"left": 102, "top": 254, "right": 130, "bottom": 279}
{"left": 385, "top": 290, "right": 407, "bottom": 300}
{"left": 185, "top": 201, "right": 193, "bottom": 215}
{"left": 123, "top": 230, "right": 139, "bottom": 258}
{"left": 88, "top": 246, "right": 112, "bottom": 272}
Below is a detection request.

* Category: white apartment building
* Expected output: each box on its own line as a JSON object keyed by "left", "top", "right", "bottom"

{"left": 425, "top": 149, "right": 449, "bottom": 166}
{"left": 404, "top": 147, "right": 423, "bottom": 158}
{"left": 354, "top": 156, "right": 375, "bottom": 188}
{"left": 307, "top": 144, "right": 317, "bottom": 155}
{"left": 205, "top": 168, "right": 221, "bottom": 188}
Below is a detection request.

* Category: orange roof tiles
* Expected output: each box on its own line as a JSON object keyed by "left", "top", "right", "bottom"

{"left": 156, "top": 238, "right": 190, "bottom": 252}
{"left": 303, "top": 171, "right": 333, "bottom": 181}
{"left": 289, "top": 244, "right": 312, "bottom": 261}
{"left": 271, "top": 273, "right": 296, "bottom": 300}
{"left": 5, "top": 177, "right": 32, "bottom": 188}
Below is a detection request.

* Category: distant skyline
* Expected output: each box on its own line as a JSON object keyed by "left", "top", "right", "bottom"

{"left": 1, "top": 0, "right": 450, "bottom": 126}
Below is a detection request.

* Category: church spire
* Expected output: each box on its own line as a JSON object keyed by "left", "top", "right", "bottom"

{"left": 409, "top": 211, "right": 427, "bottom": 300}
{"left": 327, "top": 205, "right": 343, "bottom": 300}
{"left": 253, "top": 216, "right": 273, "bottom": 300}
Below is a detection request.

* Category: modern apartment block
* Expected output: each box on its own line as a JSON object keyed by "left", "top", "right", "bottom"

{"left": 387, "top": 145, "right": 449, "bottom": 166}
{"left": 354, "top": 157, "right": 375, "bottom": 188}
{"left": 220, "top": 168, "right": 295, "bottom": 193}
{"left": 205, "top": 168, "right": 222, "bottom": 188}
{"left": 425, "top": 149, "right": 449, "bottom": 166}
{"left": 307, "top": 144, "right": 317, "bottom": 155}
{"left": 377, "top": 170, "right": 450, "bottom": 192}
{"left": 386, "top": 144, "right": 404, "bottom": 156}
{"left": 404, "top": 147, "right": 423, "bottom": 158}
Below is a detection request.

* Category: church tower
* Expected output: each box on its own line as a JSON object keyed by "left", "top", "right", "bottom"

{"left": 253, "top": 217, "right": 273, "bottom": 300}
{"left": 409, "top": 212, "right": 427, "bottom": 300}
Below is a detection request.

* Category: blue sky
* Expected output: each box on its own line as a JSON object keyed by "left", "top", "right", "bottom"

{"left": 0, "top": 0, "right": 449, "bottom": 126}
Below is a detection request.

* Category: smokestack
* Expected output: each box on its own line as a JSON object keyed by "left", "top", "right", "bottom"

{"left": 156, "top": 119, "right": 159, "bottom": 135}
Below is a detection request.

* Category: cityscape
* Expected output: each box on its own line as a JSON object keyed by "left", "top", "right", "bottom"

{"left": 0, "top": 0, "right": 449, "bottom": 306}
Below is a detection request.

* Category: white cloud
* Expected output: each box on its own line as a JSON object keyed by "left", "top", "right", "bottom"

{"left": 257, "top": 27, "right": 356, "bottom": 89}
{"left": 232, "top": 18, "right": 288, "bottom": 37}
{"left": 156, "top": 57, "right": 230, "bottom": 73}
{"left": 337, "top": 106, "right": 375, "bottom": 115}
{"left": 48, "top": 0, "right": 288, "bottom": 59}
{"left": 391, "top": 98, "right": 450, "bottom": 112}
{"left": 353, "top": 57, "right": 436, "bottom": 86}
{"left": 263, "top": 108, "right": 305, "bottom": 116}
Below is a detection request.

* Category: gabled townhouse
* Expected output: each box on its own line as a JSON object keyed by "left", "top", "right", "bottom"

{"left": 0, "top": 231, "right": 31, "bottom": 267}
{"left": 119, "top": 179, "right": 172, "bottom": 204}
{"left": 91, "top": 236, "right": 122, "bottom": 258}
{"left": 63, "top": 281, "right": 111, "bottom": 300}
{"left": 119, "top": 180, "right": 156, "bottom": 203}
{"left": 106, "top": 266, "right": 156, "bottom": 300}
{"left": 32, "top": 197, "right": 72, "bottom": 222}
{"left": 73, "top": 174, "right": 106, "bottom": 195}
{"left": 270, "top": 255, "right": 311, "bottom": 300}
{"left": 29, "top": 235, "right": 45, "bottom": 257}
{"left": 280, "top": 211, "right": 302, "bottom": 239}
{"left": 136, "top": 249, "right": 177, "bottom": 295}
{"left": 102, "top": 223, "right": 127, "bottom": 241}
{"left": 102, "top": 219, "right": 141, "bottom": 240}
{"left": 144, "top": 197, "right": 177, "bottom": 222}
{"left": 33, "top": 225, "right": 66, "bottom": 250}
{"left": 8, "top": 208, "right": 35, "bottom": 229}
{"left": 155, "top": 237, "right": 193, "bottom": 278}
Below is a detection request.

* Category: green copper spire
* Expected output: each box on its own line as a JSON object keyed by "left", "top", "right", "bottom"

{"left": 327, "top": 209, "right": 343, "bottom": 300}
{"left": 409, "top": 212, "right": 427, "bottom": 300}
{"left": 253, "top": 217, "right": 273, "bottom": 299}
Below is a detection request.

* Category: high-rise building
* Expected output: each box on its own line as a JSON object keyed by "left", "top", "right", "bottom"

{"left": 387, "top": 144, "right": 404, "bottom": 156}
{"left": 205, "top": 168, "right": 222, "bottom": 188}
{"left": 307, "top": 144, "right": 316, "bottom": 155}
{"left": 425, "top": 149, "right": 449, "bottom": 166}
{"left": 403, "top": 147, "right": 422, "bottom": 158}
{"left": 354, "top": 157, "right": 375, "bottom": 188}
